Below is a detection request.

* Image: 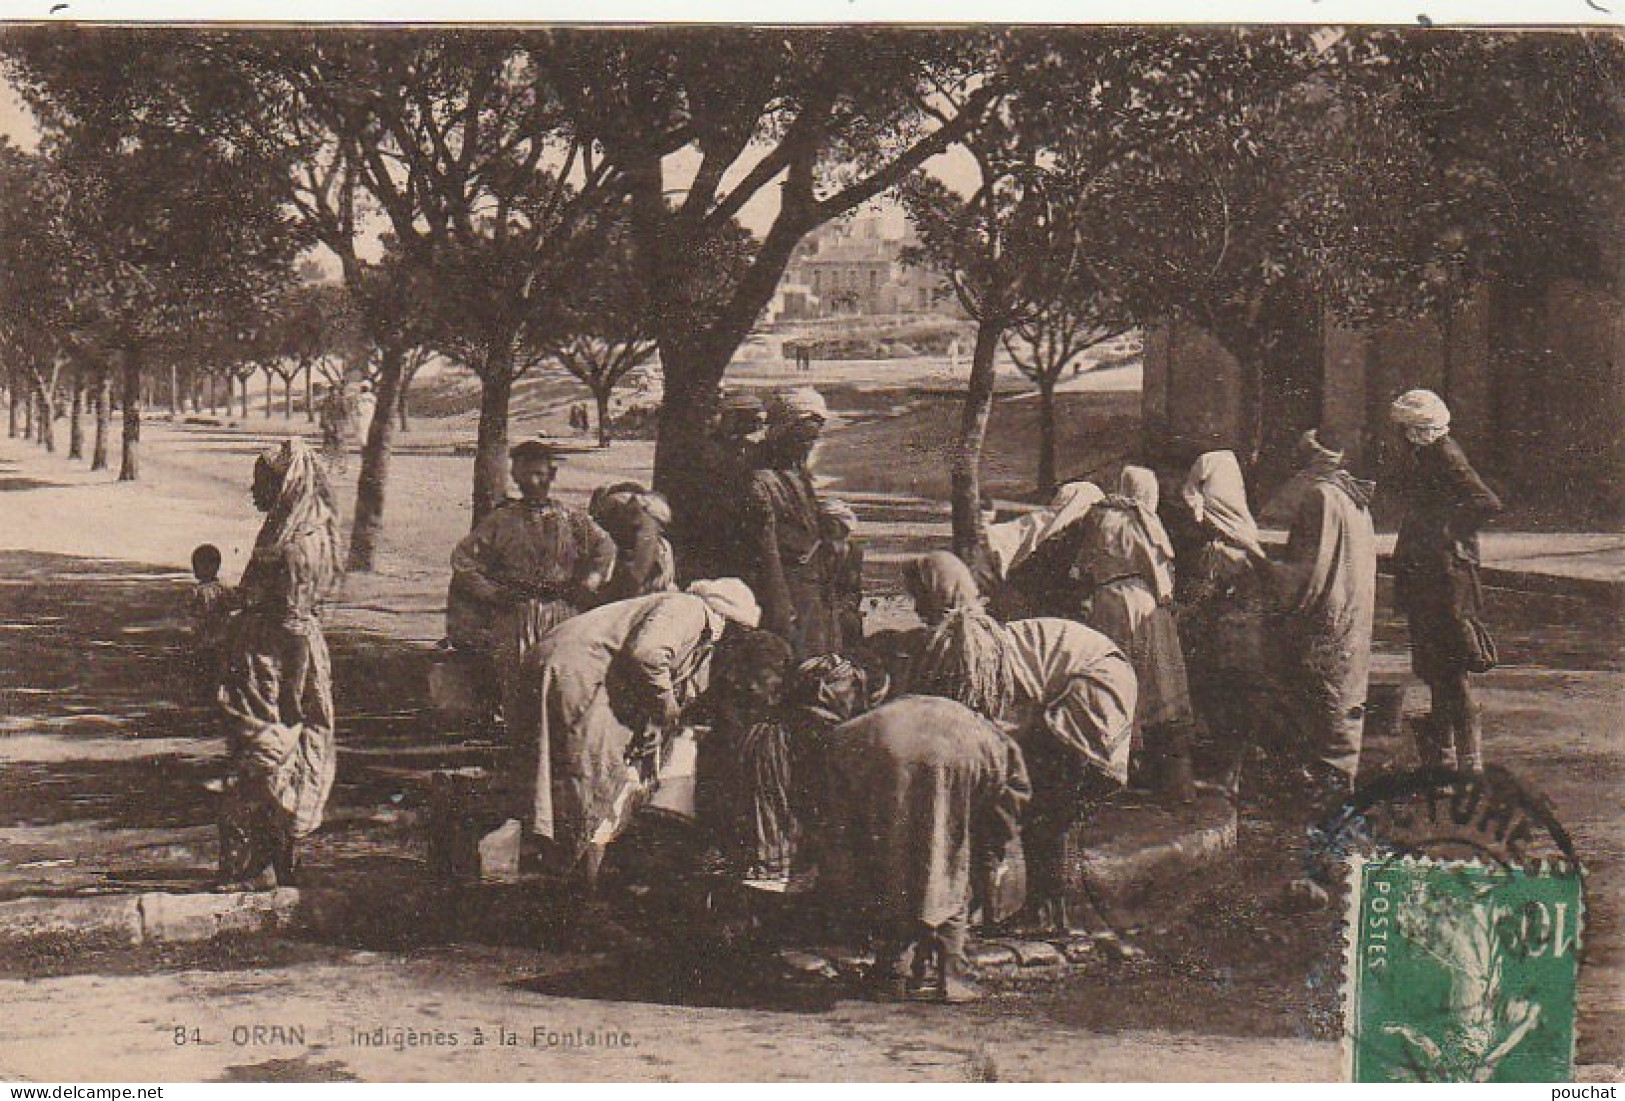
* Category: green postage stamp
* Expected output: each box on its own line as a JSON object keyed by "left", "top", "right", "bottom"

{"left": 1345, "top": 855, "right": 1584, "bottom": 1082}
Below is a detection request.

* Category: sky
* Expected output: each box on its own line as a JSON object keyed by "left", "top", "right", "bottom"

{"left": 0, "top": 77, "right": 32, "bottom": 149}
{"left": 0, "top": 63, "right": 946, "bottom": 270}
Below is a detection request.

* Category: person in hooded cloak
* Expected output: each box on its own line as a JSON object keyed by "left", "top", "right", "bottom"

{"left": 217, "top": 439, "right": 344, "bottom": 890}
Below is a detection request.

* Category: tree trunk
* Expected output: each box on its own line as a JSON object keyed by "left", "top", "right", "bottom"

{"left": 168, "top": 360, "right": 180, "bottom": 422}
{"left": 92, "top": 373, "right": 111, "bottom": 471}
{"left": 119, "top": 346, "right": 143, "bottom": 481}
{"left": 305, "top": 362, "right": 314, "bottom": 423}
{"left": 36, "top": 387, "right": 54, "bottom": 453}
{"left": 1035, "top": 374, "right": 1058, "bottom": 498}
{"left": 397, "top": 386, "right": 410, "bottom": 433}
{"left": 68, "top": 379, "right": 84, "bottom": 460}
{"left": 347, "top": 347, "right": 406, "bottom": 572}
{"left": 239, "top": 375, "right": 250, "bottom": 420}
{"left": 595, "top": 387, "right": 612, "bottom": 448}
{"left": 7, "top": 384, "right": 17, "bottom": 438}
{"left": 651, "top": 344, "right": 727, "bottom": 499}
{"left": 471, "top": 348, "right": 516, "bottom": 526}
{"left": 651, "top": 344, "right": 731, "bottom": 580}
{"left": 283, "top": 375, "right": 293, "bottom": 419}
{"left": 263, "top": 369, "right": 274, "bottom": 418}
{"left": 950, "top": 321, "right": 1005, "bottom": 560}
{"left": 22, "top": 386, "right": 34, "bottom": 441}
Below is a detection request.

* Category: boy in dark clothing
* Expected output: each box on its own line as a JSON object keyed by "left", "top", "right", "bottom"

{"left": 184, "top": 543, "right": 236, "bottom": 701}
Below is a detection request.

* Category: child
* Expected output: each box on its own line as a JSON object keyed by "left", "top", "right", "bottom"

{"left": 184, "top": 543, "right": 236, "bottom": 701}
{"left": 815, "top": 499, "right": 865, "bottom": 652}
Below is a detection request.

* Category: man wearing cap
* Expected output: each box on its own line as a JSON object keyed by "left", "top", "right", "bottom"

{"left": 745, "top": 387, "right": 841, "bottom": 659}
{"left": 449, "top": 440, "right": 617, "bottom": 732}
{"left": 671, "top": 390, "right": 766, "bottom": 584}
{"left": 1389, "top": 389, "right": 1503, "bottom": 774}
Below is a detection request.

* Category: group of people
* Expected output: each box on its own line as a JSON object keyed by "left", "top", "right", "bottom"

{"left": 186, "top": 379, "right": 1502, "bottom": 1002}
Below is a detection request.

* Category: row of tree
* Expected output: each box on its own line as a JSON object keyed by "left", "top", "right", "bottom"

{"left": 0, "top": 29, "right": 1617, "bottom": 564}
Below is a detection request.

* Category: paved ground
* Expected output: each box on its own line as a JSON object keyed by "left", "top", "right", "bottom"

{"left": 0, "top": 401, "right": 1618, "bottom": 1082}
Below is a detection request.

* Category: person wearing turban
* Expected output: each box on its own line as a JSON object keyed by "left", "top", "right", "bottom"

{"left": 216, "top": 440, "right": 343, "bottom": 890}
{"left": 510, "top": 578, "right": 762, "bottom": 906}
{"left": 590, "top": 481, "right": 678, "bottom": 603}
{"left": 1388, "top": 389, "right": 1503, "bottom": 774}
{"left": 1068, "top": 466, "right": 1195, "bottom": 798}
{"left": 743, "top": 387, "right": 842, "bottom": 659}
{"left": 901, "top": 551, "right": 1136, "bottom": 939}
{"left": 1272, "top": 428, "right": 1378, "bottom": 794}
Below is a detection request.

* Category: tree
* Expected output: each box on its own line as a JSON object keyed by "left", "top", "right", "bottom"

{"left": 251, "top": 33, "right": 627, "bottom": 524}
{"left": 1002, "top": 289, "right": 1130, "bottom": 496}
{"left": 547, "top": 208, "right": 753, "bottom": 448}
{"left": 897, "top": 30, "right": 1309, "bottom": 554}
{"left": 902, "top": 147, "right": 1086, "bottom": 558}
{"left": 0, "top": 143, "right": 76, "bottom": 457}
{"left": 545, "top": 214, "right": 656, "bottom": 447}
{"left": 545, "top": 28, "right": 1000, "bottom": 512}
{"left": 1082, "top": 31, "right": 1625, "bottom": 474}
{"left": 2, "top": 29, "right": 308, "bottom": 480}
{"left": 344, "top": 250, "right": 442, "bottom": 572}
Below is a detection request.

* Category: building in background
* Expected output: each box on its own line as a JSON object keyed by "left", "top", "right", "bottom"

{"left": 768, "top": 214, "right": 945, "bottom": 321}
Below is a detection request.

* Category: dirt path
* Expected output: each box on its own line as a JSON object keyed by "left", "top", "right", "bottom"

{"left": 0, "top": 944, "right": 1334, "bottom": 1083}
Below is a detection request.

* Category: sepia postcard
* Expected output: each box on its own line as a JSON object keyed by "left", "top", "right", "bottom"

{"left": 0, "top": 15, "right": 1616, "bottom": 1085}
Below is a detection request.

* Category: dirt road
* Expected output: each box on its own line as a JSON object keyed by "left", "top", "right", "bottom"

{"left": 0, "top": 944, "right": 1335, "bottom": 1083}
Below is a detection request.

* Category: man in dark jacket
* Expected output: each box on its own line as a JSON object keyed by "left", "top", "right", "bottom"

{"left": 672, "top": 391, "right": 765, "bottom": 584}
{"left": 745, "top": 388, "right": 840, "bottom": 659}
{"left": 1389, "top": 389, "right": 1504, "bottom": 774}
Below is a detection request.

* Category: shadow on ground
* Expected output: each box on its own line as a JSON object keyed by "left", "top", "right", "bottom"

{"left": 0, "top": 550, "right": 448, "bottom": 898}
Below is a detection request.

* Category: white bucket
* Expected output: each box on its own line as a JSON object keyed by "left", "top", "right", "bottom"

{"left": 647, "top": 727, "right": 700, "bottom": 819}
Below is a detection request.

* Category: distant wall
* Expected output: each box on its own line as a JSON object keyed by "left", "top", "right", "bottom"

{"left": 1142, "top": 318, "right": 1245, "bottom": 463}
{"left": 1150, "top": 274, "right": 1623, "bottom": 528}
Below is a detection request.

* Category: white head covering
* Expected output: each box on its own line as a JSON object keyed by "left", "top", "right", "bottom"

{"left": 984, "top": 480, "right": 1104, "bottom": 580}
{"left": 1390, "top": 389, "right": 1451, "bottom": 447}
{"left": 1182, "top": 450, "right": 1264, "bottom": 559}
{"left": 1300, "top": 428, "right": 1344, "bottom": 465}
{"left": 766, "top": 387, "right": 829, "bottom": 429}
{"left": 685, "top": 578, "right": 761, "bottom": 628}
{"left": 818, "top": 498, "right": 859, "bottom": 534}
{"left": 639, "top": 491, "right": 673, "bottom": 528}
{"left": 1113, "top": 465, "right": 1175, "bottom": 558}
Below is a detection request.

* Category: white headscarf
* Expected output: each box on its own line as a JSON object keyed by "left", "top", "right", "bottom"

{"left": 818, "top": 498, "right": 859, "bottom": 534}
{"left": 1110, "top": 465, "right": 1175, "bottom": 559}
{"left": 685, "top": 578, "right": 761, "bottom": 629}
{"left": 984, "top": 480, "right": 1104, "bottom": 580}
{"left": 1390, "top": 389, "right": 1451, "bottom": 447}
{"left": 1182, "top": 450, "right": 1264, "bottom": 559}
